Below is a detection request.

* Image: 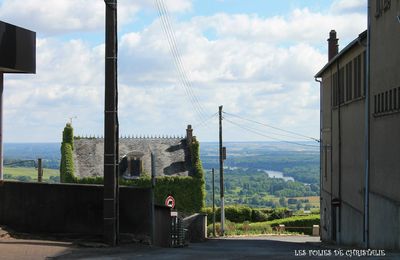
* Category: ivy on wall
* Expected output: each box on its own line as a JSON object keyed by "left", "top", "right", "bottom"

{"left": 60, "top": 125, "right": 206, "bottom": 213}
{"left": 60, "top": 123, "right": 76, "bottom": 183}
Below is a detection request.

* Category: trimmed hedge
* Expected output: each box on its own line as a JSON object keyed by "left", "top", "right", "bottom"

{"left": 266, "top": 214, "right": 320, "bottom": 235}
{"left": 207, "top": 221, "right": 273, "bottom": 236}
{"left": 74, "top": 175, "right": 203, "bottom": 213}
{"left": 202, "top": 206, "right": 290, "bottom": 224}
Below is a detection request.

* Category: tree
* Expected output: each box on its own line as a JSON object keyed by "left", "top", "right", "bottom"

{"left": 279, "top": 197, "right": 287, "bottom": 207}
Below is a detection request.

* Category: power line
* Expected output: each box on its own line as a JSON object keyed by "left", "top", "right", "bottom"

{"left": 194, "top": 112, "right": 219, "bottom": 129}
{"left": 224, "top": 117, "right": 319, "bottom": 148}
{"left": 155, "top": 0, "right": 209, "bottom": 124}
{"left": 223, "top": 111, "right": 320, "bottom": 143}
{"left": 224, "top": 114, "right": 313, "bottom": 141}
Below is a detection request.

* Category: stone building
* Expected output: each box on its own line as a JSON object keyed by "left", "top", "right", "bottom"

{"left": 315, "top": 0, "right": 400, "bottom": 249}
{"left": 73, "top": 125, "right": 196, "bottom": 179}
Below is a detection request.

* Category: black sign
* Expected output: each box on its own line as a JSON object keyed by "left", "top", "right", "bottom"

{"left": 0, "top": 20, "right": 36, "bottom": 73}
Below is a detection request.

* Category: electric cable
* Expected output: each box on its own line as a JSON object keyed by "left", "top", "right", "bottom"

{"left": 223, "top": 111, "right": 320, "bottom": 143}
{"left": 224, "top": 117, "right": 319, "bottom": 148}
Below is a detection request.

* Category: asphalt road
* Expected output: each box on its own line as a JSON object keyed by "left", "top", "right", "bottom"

{"left": 1, "top": 236, "right": 399, "bottom": 260}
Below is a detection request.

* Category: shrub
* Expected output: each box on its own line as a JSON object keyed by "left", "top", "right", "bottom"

{"left": 267, "top": 214, "right": 320, "bottom": 235}
{"left": 225, "top": 205, "right": 252, "bottom": 223}
{"left": 251, "top": 209, "right": 269, "bottom": 222}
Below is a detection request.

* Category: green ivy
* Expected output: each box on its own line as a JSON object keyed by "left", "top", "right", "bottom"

{"left": 60, "top": 123, "right": 76, "bottom": 183}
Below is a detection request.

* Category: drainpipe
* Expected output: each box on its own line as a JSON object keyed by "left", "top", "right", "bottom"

{"left": 364, "top": 1, "right": 371, "bottom": 248}
{"left": 315, "top": 77, "right": 323, "bottom": 239}
{"left": 336, "top": 59, "right": 342, "bottom": 241}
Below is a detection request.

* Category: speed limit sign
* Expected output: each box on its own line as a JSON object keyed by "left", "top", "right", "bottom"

{"left": 165, "top": 195, "right": 175, "bottom": 208}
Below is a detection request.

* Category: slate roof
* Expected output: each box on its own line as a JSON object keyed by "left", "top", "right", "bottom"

{"left": 73, "top": 137, "right": 191, "bottom": 178}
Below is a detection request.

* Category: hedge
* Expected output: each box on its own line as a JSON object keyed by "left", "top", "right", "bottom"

{"left": 266, "top": 214, "right": 320, "bottom": 235}
{"left": 202, "top": 206, "right": 292, "bottom": 224}
{"left": 74, "top": 175, "right": 203, "bottom": 214}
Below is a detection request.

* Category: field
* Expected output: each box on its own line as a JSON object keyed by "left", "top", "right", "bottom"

{"left": 3, "top": 167, "right": 59, "bottom": 182}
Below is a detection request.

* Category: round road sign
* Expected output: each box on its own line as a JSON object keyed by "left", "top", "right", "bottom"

{"left": 165, "top": 195, "right": 175, "bottom": 208}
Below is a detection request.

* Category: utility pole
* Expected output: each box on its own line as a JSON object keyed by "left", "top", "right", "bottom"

{"left": 212, "top": 168, "right": 216, "bottom": 237}
{"left": 151, "top": 152, "right": 156, "bottom": 245}
{"left": 37, "top": 158, "right": 43, "bottom": 182}
{"left": 104, "top": 0, "right": 119, "bottom": 246}
{"left": 219, "top": 105, "right": 225, "bottom": 236}
{"left": 0, "top": 73, "right": 3, "bottom": 180}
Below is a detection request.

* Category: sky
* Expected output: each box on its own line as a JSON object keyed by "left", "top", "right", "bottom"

{"left": 0, "top": 0, "right": 367, "bottom": 143}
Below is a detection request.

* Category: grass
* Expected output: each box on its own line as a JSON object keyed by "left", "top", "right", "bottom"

{"left": 3, "top": 167, "right": 59, "bottom": 182}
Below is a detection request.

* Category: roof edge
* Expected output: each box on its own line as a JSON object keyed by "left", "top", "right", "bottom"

{"left": 315, "top": 30, "right": 367, "bottom": 78}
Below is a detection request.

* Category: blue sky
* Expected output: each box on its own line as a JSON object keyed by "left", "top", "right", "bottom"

{"left": 0, "top": 0, "right": 367, "bottom": 143}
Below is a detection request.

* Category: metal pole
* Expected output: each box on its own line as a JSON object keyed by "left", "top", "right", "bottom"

{"left": 103, "top": 0, "right": 118, "bottom": 246}
{"left": 0, "top": 73, "right": 3, "bottom": 180}
{"left": 212, "top": 168, "right": 215, "bottom": 237}
{"left": 37, "top": 158, "right": 43, "bottom": 182}
{"left": 151, "top": 152, "right": 156, "bottom": 245}
{"left": 218, "top": 105, "right": 225, "bottom": 236}
{"left": 364, "top": 0, "right": 371, "bottom": 248}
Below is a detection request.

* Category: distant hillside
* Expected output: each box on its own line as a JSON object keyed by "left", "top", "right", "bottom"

{"left": 3, "top": 141, "right": 320, "bottom": 183}
{"left": 4, "top": 143, "right": 61, "bottom": 169}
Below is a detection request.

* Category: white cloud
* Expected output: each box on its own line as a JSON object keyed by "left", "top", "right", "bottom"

{"left": 330, "top": 0, "right": 366, "bottom": 14}
{"left": 2, "top": 1, "right": 367, "bottom": 142}
{"left": 0, "top": 0, "right": 192, "bottom": 35}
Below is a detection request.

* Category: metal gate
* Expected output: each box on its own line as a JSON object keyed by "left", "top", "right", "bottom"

{"left": 171, "top": 215, "right": 187, "bottom": 247}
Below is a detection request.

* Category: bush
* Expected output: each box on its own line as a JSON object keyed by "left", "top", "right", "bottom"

{"left": 251, "top": 209, "right": 268, "bottom": 222}
{"left": 203, "top": 206, "right": 269, "bottom": 223}
{"left": 224, "top": 205, "right": 252, "bottom": 222}
{"left": 267, "top": 214, "right": 320, "bottom": 235}
{"left": 16, "top": 175, "right": 32, "bottom": 182}
{"left": 207, "top": 221, "right": 273, "bottom": 237}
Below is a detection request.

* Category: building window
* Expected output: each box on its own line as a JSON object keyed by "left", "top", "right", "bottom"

{"left": 339, "top": 67, "right": 345, "bottom": 104}
{"left": 332, "top": 72, "right": 338, "bottom": 107}
{"left": 385, "top": 91, "right": 388, "bottom": 112}
{"left": 377, "top": 94, "right": 381, "bottom": 113}
{"left": 363, "top": 51, "right": 367, "bottom": 96}
{"left": 354, "top": 55, "right": 362, "bottom": 98}
{"left": 129, "top": 158, "right": 142, "bottom": 176}
{"left": 381, "top": 93, "right": 385, "bottom": 112}
{"left": 394, "top": 88, "right": 397, "bottom": 110}
{"left": 389, "top": 90, "right": 393, "bottom": 111}
{"left": 346, "top": 62, "right": 353, "bottom": 101}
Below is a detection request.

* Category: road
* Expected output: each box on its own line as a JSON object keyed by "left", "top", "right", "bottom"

{"left": 0, "top": 236, "right": 398, "bottom": 259}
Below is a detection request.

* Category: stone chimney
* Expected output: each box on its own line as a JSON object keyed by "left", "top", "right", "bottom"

{"left": 328, "top": 30, "right": 339, "bottom": 61}
{"left": 186, "top": 125, "right": 193, "bottom": 145}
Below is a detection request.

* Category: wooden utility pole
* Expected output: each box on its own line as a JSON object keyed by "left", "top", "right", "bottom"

{"left": 0, "top": 73, "right": 3, "bottom": 180}
{"left": 104, "top": 0, "right": 119, "bottom": 246}
{"left": 219, "top": 105, "right": 225, "bottom": 235}
{"left": 212, "top": 168, "right": 216, "bottom": 237}
{"left": 37, "top": 158, "right": 43, "bottom": 182}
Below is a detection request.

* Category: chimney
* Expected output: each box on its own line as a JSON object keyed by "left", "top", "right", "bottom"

{"left": 186, "top": 125, "right": 193, "bottom": 145}
{"left": 328, "top": 30, "right": 339, "bottom": 61}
